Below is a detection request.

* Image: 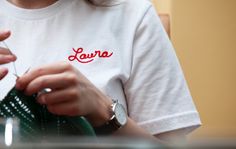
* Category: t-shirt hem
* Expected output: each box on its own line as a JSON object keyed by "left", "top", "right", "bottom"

{"left": 138, "top": 111, "right": 201, "bottom": 135}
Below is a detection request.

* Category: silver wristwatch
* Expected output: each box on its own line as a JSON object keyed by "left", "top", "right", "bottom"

{"left": 94, "top": 100, "right": 128, "bottom": 135}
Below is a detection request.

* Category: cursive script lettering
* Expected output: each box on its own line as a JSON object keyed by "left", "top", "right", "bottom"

{"left": 68, "top": 48, "right": 113, "bottom": 64}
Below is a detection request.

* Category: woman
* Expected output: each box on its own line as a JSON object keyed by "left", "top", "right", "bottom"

{"left": 0, "top": 0, "right": 201, "bottom": 141}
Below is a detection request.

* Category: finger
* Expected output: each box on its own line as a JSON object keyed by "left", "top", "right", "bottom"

{"left": 0, "top": 30, "right": 11, "bottom": 41}
{"left": 0, "top": 67, "right": 8, "bottom": 80}
{"left": 23, "top": 73, "right": 77, "bottom": 95}
{"left": 47, "top": 100, "right": 80, "bottom": 116}
{"left": 16, "top": 62, "right": 74, "bottom": 90}
{"left": 37, "top": 88, "right": 77, "bottom": 105}
{"left": 0, "top": 47, "right": 14, "bottom": 55}
{"left": 0, "top": 54, "right": 17, "bottom": 64}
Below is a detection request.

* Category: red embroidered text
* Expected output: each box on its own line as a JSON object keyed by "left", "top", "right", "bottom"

{"left": 68, "top": 48, "right": 113, "bottom": 63}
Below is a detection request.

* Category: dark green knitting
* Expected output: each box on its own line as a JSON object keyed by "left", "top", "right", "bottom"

{"left": 0, "top": 87, "right": 95, "bottom": 141}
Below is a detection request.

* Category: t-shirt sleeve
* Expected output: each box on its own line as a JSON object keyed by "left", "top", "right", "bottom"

{"left": 124, "top": 5, "right": 201, "bottom": 135}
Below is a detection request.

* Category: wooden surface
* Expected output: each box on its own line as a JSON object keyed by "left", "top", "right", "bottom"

{"left": 159, "top": 14, "right": 171, "bottom": 38}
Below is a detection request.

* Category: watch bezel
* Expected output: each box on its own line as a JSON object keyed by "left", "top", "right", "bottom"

{"left": 112, "top": 101, "right": 127, "bottom": 126}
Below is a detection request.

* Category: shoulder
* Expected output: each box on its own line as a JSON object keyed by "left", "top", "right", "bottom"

{"left": 121, "top": 0, "right": 153, "bottom": 16}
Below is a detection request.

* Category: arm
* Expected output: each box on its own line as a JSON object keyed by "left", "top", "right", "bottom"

{"left": 15, "top": 61, "right": 187, "bottom": 143}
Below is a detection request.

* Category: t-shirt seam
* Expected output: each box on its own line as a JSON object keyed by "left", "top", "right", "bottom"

{"left": 137, "top": 111, "right": 201, "bottom": 135}
{"left": 124, "top": 4, "right": 153, "bottom": 87}
{"left": 137, "top": 111, "right": 199, "bottom": 125}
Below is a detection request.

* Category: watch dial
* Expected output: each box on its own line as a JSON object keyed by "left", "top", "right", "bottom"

{"left": 114, "top": 104, "right": 127, "bottom": 126}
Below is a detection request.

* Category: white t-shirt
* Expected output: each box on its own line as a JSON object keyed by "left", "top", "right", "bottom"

{"left": 0, "top": 0, "right": 201, "bottom": 135}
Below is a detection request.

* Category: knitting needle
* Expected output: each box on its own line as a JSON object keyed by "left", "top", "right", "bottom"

{"left": 2, "top": 41, "right": 19, "bottom": 78}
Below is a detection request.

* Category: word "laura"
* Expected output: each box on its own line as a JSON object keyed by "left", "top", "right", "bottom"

{"left": 68, "top": 48, "right": 113, "bottom": 63}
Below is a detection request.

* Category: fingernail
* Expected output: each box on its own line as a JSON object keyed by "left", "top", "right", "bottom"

{"left": 6, "top": 55, "right": 16, "bottom": 60}
{"left": 12, "top": 54, "right": 17, "bottom": 59}
{"left": 2, "top": 55, "right": 13, "bottom": 61}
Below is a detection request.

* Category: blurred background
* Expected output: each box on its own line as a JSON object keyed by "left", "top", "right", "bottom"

{"left": 152, "top": 0, "right": 236, "bottom": 138}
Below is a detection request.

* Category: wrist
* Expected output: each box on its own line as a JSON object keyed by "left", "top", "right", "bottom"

{"left": 86, "top": 92, "right": 112, "bottom": 127}
{"left": 93, "top": 99, "right": 128, "bottom": 135}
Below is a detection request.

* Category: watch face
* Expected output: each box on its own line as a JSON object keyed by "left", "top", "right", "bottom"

{"left": 114, "top": 103, "right": 127, "bottom": 126}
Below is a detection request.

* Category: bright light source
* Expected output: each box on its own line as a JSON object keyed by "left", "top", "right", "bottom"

{"left": 5, "top": 118, "right": 13, "bottom": 146}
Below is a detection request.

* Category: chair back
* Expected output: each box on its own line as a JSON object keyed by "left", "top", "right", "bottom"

{"left": 159, "top": 14, "right": 171, "bottom": 38}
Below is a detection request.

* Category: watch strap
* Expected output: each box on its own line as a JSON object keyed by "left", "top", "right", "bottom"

{"left": 93, "top": 117, "right": 120, "bottom": 135}
{"left": 93, "top": 100, "right": 123, "bottom": 135}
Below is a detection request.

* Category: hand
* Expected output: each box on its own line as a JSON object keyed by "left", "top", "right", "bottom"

{"left": 0, "top": 30, "right": 17, "bottom": 80}
{"left": 15, "top": 61, "right": 112, "bottom": 126}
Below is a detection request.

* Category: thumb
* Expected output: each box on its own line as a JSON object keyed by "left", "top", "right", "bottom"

{"left": 0, "top": 30, "right": 11, "bottom": 41}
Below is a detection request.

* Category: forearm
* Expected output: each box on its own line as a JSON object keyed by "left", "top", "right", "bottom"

{"left": 85, "top": 92, "right": 179, "bottom": 143}
{"left": 113, "top": 117, "right": 187, "bottom": 144}
{"left": 112, "top": 117, "right": 162, "bottom": 143}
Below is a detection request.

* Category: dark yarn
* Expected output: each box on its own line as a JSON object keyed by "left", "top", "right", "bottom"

{"left": 0, "top": 87, "right": 95, "bottom": 141}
